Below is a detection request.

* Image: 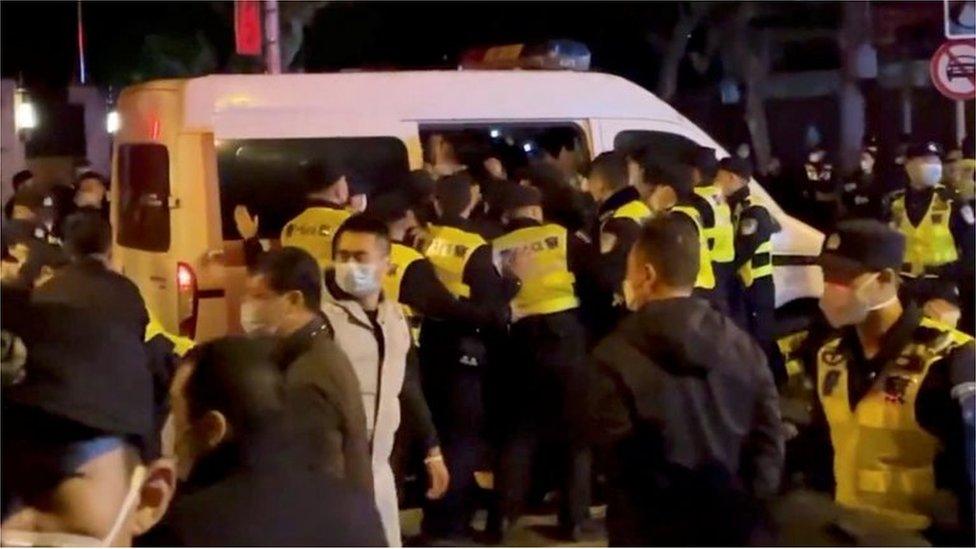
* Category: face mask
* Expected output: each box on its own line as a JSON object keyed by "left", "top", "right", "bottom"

{"left": 1, "top": 465, "right": 146, "bottom": 547}
{"left": 335, "top": 261, "right": 380, "bottom": 298}
{"left": 75, "top": 191, "right": 103, "bottom": 208}
{"left": 860, "top": 157, "right": 874, "bottom": 174}
{"left": 818, "top": 274, "right": 895, "bottom": 328}
{"left": 240, "top": 299, "right": 275, "bottom": 335}
{"left": 906, "top": 162, "right": 943, "bottom": 188}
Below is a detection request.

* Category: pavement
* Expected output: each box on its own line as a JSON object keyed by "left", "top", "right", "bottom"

{"left": 400, "top": 506, "right": 608, "bottom": 547}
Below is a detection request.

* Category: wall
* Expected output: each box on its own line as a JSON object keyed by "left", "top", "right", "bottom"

{"left": 1, "top": 79, "right": 27, "bottom": 203}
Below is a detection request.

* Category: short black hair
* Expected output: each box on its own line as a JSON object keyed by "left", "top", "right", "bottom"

{"left": 632, "top": 214, "right": 700, "bottom": 288}
{"left": 537, "top": 127, "right": 578, "bottom": 158}
{"left": 589, "top": 151, "right": 629, "bottom": 191}
{"left": 303, "top": 162, "right": 346, "bottom": 195}
{"left": 183, "top": 337, "right": 284, "bottom": 432}
{"left": 333, "top": 214, "right": 391, "bottom": 255}
{"left": 62, "top": 211, "right": 111, "bottom": 258}
{"left": 251, "top": 247, "right": 322, "bottom": 311}
{"left": 685, "top": 146, "right": 719, "bottom": 183}
{"left": 11, "top": 170, "right": 33, "bottom": 191}
{"left": 645, "top": 162, "right": 696, "bottom": 199}
{"left": 367, "top": 191, "right": 412, "bottom": 225}
{"left": 73, "top": 171, "right": 108, "bottom": 189}
{"left": 434, "top": 172, "right": 475, "bottom": 217}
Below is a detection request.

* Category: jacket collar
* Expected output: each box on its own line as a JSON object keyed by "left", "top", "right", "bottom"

{"left": 598, "top": 186, "right": 641, "bottom": 217}
{"left": 727, "top": 186, "right": 751, "bottom": 210}
{"left": 322, "top": 268, "right": 389, "bottom": 330}
{"left": 273, "top": 316, "right": 327, "bottom": 368}
{"left": 840, "top": 301, "right": 922, "bottom": 371}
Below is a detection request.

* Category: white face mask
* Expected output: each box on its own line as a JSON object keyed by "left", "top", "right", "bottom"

{"left": 240, "top": 300, "right": 274, "bottom": 335}
{"left": 906, "top": 162, "right": 943, "bottom": 189}
{"left": 818, "top": 274, "right": 896, "bottom": 328}
{"left": 1, "top": 465, "right": 146, "bottom": 547}
{"left": 335, "top": 261, "right": 381, "bottom": 298}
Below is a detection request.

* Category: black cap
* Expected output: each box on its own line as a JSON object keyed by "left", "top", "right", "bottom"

{"left": 819, "top": 219, "right": 905, "bottom": 278}
{"left": 905, "top": 141, "right": 944, "bottom": 160}
{"left": 3, "top": 304, "right": 154, "bottom": 454}
{"left": 435, "top": 171, "right": 475, "bottom": 204}
{"left": 500, "top": 184, "right": 543, "bottom": 212}
{"left": 719, "top": 156, "right": 753, "bottom": 180}
{"left": 684, "top": 145, "right": 718, "bottom": 175}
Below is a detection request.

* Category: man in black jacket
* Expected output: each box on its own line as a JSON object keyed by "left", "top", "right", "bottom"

{"left": 587, "top": 214, "right": 784, "bottom": 546}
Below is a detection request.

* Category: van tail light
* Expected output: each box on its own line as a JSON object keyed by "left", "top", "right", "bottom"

{"left": 176, "top": 262, "right": 198, "bottom": 339}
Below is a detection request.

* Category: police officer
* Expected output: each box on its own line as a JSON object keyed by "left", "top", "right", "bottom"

{"left": 803, "top": 145, "right": 838, "bottom": 230}
{"left": 280, "top": 163, "right": 353, "bottom": 269}
{"left": 583, "top": 151, "right": 651, "bottom": 341}
{"left": 839, "top": 145, "right": 882, "bottom": 221}
{"left": 716, "top": 157, "right": 782, "bottom": 383}
{"left": 885, "top": 142, "right": 975, "bottom": 318}
{"left": 686, "top": 146, "right": 734, "bottom": 312}
{"left": 641, "top": 162, "right": 718, "bottom": 304}
{"left": 803, "top": 220, "right": 974, "bottom": 543}
{"left": 418, "top": 172, "right": 518, "bottom": 541}
{"left": 490, "top": 184, "right": 593, "bottom": 541}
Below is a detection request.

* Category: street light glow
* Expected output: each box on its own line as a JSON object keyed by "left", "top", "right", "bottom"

{"left": 15, "top": 101, "right": 36, "bottom": 130}
{"left": 106, "top": 110, "right": 120, "bottom": 134}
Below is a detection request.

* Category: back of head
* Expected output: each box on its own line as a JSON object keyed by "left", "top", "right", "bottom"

{"left": 251, "top": 247, "right": 322, "bottom": 311}
{"left": 537, "top": 127, "right": 578, "bottom": 159}
{"left": 646, "top": 162, "right": 696, "bottom": 200}
{"left": 634, "top": 214, "right": 700, "bottom": 289}
{"left": 62, "top": 211, "right": 111, "bottom": 259}
{"left": 589, "top": 151, "right": 629, "bottom": 192}
{"left": 434, "top": 172, "right": 475, "bottom": 218}
{"left": 366, "top": 191, "right": 412, "bottom": 225}
{"left": 303, "top": 162, "right": 345, "bottom": 195}
{"left": 685, "top": 146, "right": 719, "bottom": 184}
{"left": 11, "top": 170, "right": 33, "bottom": 192}
{"left": 719, "top": 156, "right": 753, "bottom": 182}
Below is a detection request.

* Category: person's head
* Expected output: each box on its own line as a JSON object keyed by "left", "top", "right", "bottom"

{"left": 424, "top": 133, "right": 462, "bottom": 176}
{"left": 73, "top": 171, "right": 109, "bottom": 209}
{"left": 169, "top": 337, "right": 283, "bottom": 480}
{"left": 303, "top": 162, "right": 349, "bottom": 205}
{"left": 0, "top": 228, "right": 67, "bottom": 290}
{"left": 62, "top": 211, "right": 111, "bottom": 263}
{"left": 10, "top": 185, "right": 52, "bottom": 224}
{"left": 623, "top": 214, "right": 700, "bottom": 310}
{"left": 243, "top": 247, "right": 322, "bottom": 336}
{"left": 367, "top": 191, "right": 419, "bottom": 242}
{"left": 11, "top": 170, "right": 33, "bottom": 193}
{"left": 684, "top": 146, "right": 719, "bottom": 186}
{"left": 537, "top": 127, "right": 582, "bottom": 176}
{"left": 434, "top": 172, "right": 478, "bottom": 219}
{"left": 587, "top": 151, "right": 629, "bottom": 203}
{"left": 332, "top": 214, "right": 391, "bottom": 304}
{"left": 642, "top": 163, "right": 695, "bottom": 213}
{"left": 499, "top": 184, "right": 544, "bottom": 225}
{"left": 818, "top": 220, "right": 904, "bottom": 328}
{"left": 716, "top": 156, "right": 753, "bottom": 197}
{"left": 625, "top": 147, "right": 650, "bottom": 190}
{"left": 2, "top": 305, "right": 175, "bottom": 547}
{"left": 904, "top": 142, "right": 945, "bottom": 191}
{"left": 859, "top": 148, "right": 876, "bottom": 175}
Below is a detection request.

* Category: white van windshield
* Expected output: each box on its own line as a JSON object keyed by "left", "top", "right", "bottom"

{"left": 216, "top": 137, "right": 409, "bottom": 240}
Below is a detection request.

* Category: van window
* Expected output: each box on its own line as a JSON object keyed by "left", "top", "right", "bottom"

{"left": 216, "top": 137, "right": 409, "bottom": 240}
{"left": 419, "top": 123, "right": 589, "bottom": 178}
{"left": 613, "top": 130, "right": 701, "bottom": 165}
{"left": 117, "top": 143, "right": 171, "bottom": 252}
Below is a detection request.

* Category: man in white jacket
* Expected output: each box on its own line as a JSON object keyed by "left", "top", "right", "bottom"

{"left": 321, "top": 214, "right": 447, "bottom": 546}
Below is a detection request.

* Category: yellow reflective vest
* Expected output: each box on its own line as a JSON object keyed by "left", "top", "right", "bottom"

{"left": 493, "top": 223, "right": 579, "bottom": 317}
{"left": 384, "top": 242, "right": 425, "bottom": 309}
{"left": 671, "top": 205, "right": 716, "bottom": 290}
{"left": 815, "top": 317, "right": 973, "bottom": 530}
{"left": 280, "top": 206, "right": 352, "bottom": 269}
{"left": 694, "top": 185, "right": 735, "bottom": 264}
{"left": 890, "top": 189, "right": 959, "bottom": 277}
{"left": 736, "top": 196, "right": 773, "bottom": 288}
{"left": 423, "top": 224, "right": 486, "bottom": 299}
{"left": 612, "top": 199, "right": 653, "bottom": 223}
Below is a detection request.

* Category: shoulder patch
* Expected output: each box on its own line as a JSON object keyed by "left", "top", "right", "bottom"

{"left": 740, "top": 217, "right": 758, "bottom": 236}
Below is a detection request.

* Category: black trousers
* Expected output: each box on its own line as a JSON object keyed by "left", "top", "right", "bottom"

{"left": 744, "top": 277, "right": 785, "bottom": 385}
{"left": 419, "top": 319, "right": 487, "bottom": 538}
{"left": 495, "top": 310, "right": 591, "bottom": 526}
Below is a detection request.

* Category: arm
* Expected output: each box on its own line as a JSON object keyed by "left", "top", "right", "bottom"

{"left": 399, "top": 345, "right": 439, "bottom": 452}
{"left": 400, "top": 258, "right": 502, "bottom": 328}
{"left": 732, "top": 207, "right": 772, "bottom": 271}
{"left": 592, "top": 217, "right": 641, "bottom": 296}
{"left": 950, "top": 199, "right": 975, "bottom": 278}
{"left": 585, "top": 345, "right": 636, "bottom": 446}
{"left": 464, "top": 244, "right": 519, "bottom": 307}
{"left": 791, "top": 353, "right": 836, "bottom": 493}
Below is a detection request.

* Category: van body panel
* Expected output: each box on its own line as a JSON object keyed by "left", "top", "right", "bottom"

{"left": 114, "top": 72, "right": 823, "bottom": 337}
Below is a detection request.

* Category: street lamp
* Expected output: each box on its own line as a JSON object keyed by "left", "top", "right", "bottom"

{"left": 14, "top": 88, "right": 36, "bottom": 131}
{"left": 106, "top": 110, "right": 120, "bottom": 134}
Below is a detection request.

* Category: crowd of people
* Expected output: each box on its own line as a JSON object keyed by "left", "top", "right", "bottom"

{"left": 1, "top": 129, "right": 973, "bottom": 547}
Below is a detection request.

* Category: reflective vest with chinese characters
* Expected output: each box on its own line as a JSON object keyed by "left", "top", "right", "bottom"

{"left": 280, "top": 207, "right": 352, "bottom": 269}
{"left": 735, "top": 196, "right": 773, "bottom": 288}
{"left": 611, "top": 199, "right": 653, "bottom": 224}
{"left": 493, "top": 223, "right": 579, "bottom": 317}
{"left": 815, "top": 317, "right": 973, "bottom": 530}
{"left": 384, "top": 242, "right": 425, "bottom": 341}
{"left": 694, "top": 185, "right": 735, "bottom": 264}
{"left": 671, "top": 205, "right": 716, "bottom": 290}
{"left": 890, "top": 190, "right": 958, "bottom": 277}
{"left": 423, "top": 224, "right": 486, "bottom": 299}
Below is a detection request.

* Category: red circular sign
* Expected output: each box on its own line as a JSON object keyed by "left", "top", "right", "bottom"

{"left": 930, "top": 39, "right": 976, "bottom": 101}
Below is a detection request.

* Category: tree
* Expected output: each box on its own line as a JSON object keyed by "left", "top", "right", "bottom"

{"left": 654, "top": 2, "right": 713, "bottom": 102}
{"left": 278, "top": 1, "right": 327, "bottom": 71}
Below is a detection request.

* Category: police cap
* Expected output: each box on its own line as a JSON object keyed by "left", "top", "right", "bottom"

{"left": 819, "top": 219, "right": 905, "bottom": 279}
{"left": 905, "top": 141, "right": 944, "bottom": 160}
{"left": 2, "top": 304, "right": 154, "bottom": 456}
{"left": 499, "top": 183, "right": 543, "bottom": 212}
{"left": 719, "top": 156, "right": 753, "bottom": 181}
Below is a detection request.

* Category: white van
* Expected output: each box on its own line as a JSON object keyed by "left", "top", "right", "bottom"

{"left": 111, "top": 70, "right": 824, "bottom": 341}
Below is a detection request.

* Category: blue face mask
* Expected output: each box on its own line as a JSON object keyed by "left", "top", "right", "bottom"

{"left": 335, "top": 261, "right": 381, "bottom": 298}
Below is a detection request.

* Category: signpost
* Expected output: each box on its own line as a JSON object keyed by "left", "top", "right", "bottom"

{"left": 930, "top": 39, "right": 976, "bottom": 101}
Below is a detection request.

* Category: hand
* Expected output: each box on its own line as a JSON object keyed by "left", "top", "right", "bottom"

{"left": 424, "top": 447, "right": 450, "bottom": 500}
{"left": 233, "top": 205, "right": 259, "bottom": 240}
